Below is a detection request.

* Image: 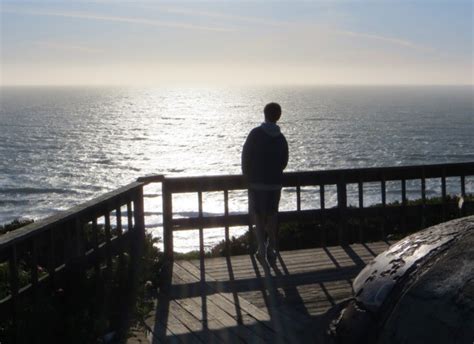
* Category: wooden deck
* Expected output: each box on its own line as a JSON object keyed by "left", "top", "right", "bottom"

{"left": 134, "top": 241, "right": 392, "bottom": 343}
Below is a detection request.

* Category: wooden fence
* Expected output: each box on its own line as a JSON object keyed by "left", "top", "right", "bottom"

{"left": 0, "top": 181, "right": 146, "bottom": 341}
{"left": 139, "top": 162, "right": 474, "bottom": 260}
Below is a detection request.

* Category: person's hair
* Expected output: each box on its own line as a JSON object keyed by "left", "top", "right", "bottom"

{"left": 264, "top": 102, "right": 282, "bottom": 123}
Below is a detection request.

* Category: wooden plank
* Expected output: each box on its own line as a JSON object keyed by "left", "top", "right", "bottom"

{"left": 171, "top": 262, "right": 273, "bottom": 343}
{"left": 196, "top": 243, "right": 390, "bottom": 270}
{"left": 169, "top": 296, "right": 239, "bottom": 344}
{"left": 204, "top": 259, "right": 363, "bottom": 280}
{"left": 177, "top": 260, "right": 306, "bottom": 343}
{"left": 174, "top": 262, "right": 273, "bottom": 325}
{"left": 165, "top": 300, "right": 221, "bottom": 343}
{"left": 168, "top": 271, "right": 254, "bottom": 343}
{"left": 144, "top": 301, "right": 186, "bottom": 344}
{"left": 200, "top": 252, "right": 367, "bottom": 272}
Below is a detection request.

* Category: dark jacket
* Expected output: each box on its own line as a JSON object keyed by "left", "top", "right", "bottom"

{"left": 241, "top": 123, "right": 289, "bottom": 186}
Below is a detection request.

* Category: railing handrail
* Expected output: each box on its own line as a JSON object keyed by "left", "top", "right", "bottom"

{"left": 151, "top": 161, "right": 474, "bottom": 193}
{"left": 0, "top": 181, "right": 145, "bottom": 250}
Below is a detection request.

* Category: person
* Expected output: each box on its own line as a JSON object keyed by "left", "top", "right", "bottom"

{"left": 242, "top": 102, "right": 289, "bottom": 266}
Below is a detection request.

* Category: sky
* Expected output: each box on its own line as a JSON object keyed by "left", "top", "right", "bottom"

{"left": 1, "top": 0, "right": 473, "bottom": 86}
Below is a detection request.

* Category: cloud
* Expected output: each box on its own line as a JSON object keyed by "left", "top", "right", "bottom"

{"left": 159, "top": 7, "right": 287, "bottom": 27}
{"left": 1, "top": 7, "right": 234, "bottom": 32}
{"left": 157, "top": 6, "right": 431, "bottom": 51}
{"left": 334, "top": 29, "right": 429, "bottom": 51}
{"left": 33, "top": 41, "right": 103, "bottom": 53}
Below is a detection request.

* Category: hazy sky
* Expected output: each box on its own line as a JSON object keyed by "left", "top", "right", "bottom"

{"left": 1, "top": 0, "right": 472, "bottom": 86}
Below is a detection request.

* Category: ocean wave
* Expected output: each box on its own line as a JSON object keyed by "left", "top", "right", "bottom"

{"left": 144, "top": 193, "right": 162, "bottom": 198}
{"left": 143, "top": 211, "right": 163, "bottom": 216}
{"left": 173, "top": 210, "right": 246, "bottom": 218}
{"left": 0, "top": 199, "right": 31, "bottom": 205}
{"left": 0, "top": 187, "right": 77, "bottom": 195}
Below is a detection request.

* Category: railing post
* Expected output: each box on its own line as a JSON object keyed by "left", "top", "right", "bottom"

{"left": 133, "top": 186, "right": 146, "bottom": 258}
{"left": 441, "top": 169, "right": 447, "bottom": 221}
{"left": 421, "top": 167, "right": 426, "bottom": 229}
{"left": 162, "top": 178, "right": 174, "bottom": 261}
{"left": 381, "top": 175, "right": 387, "bottom": 240}
{"left": 358, "top": 180, "right": 364, "bottom": 243}
{"left": 198, "top": 191, "right": 204, "bottom": 259}
{"left": 224, "top": 189, "right": 230, "bottom": 253}
{"left": 460, "top": 175, "right": 466, "bottom": 217}
{"left": 337, "top": 175, "right": 347, "bottom": 245}
{"left": 9, "top": 245, "right": 19, "bottom": 342}
{"left": 320, "top": 184, "right": 326, "bottom": 246}
{"left": 401, "top": 179, "right": 407, "bottom": 234}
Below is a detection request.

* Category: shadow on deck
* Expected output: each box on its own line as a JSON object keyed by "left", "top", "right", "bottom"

{"left": 138, "top": 241, "right": 391, "bottom": 343}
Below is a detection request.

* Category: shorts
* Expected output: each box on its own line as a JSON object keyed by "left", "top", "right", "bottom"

{"left": 248, "top": 189, "right": 281, "bottom": 216}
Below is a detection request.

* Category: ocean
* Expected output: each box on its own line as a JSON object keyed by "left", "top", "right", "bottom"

{"left": 1, "top": 85, "right": 473, "bottom": 251}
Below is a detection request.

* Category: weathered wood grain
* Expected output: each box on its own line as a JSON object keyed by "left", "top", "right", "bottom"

{"left": 146, "top": 242, "right": 391, "bottom": 343}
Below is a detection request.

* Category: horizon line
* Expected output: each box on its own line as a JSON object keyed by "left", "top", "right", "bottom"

{"left": 1, "top": 83, "right": 473, "bottom": 88}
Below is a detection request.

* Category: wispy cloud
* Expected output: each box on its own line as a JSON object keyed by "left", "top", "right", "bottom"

{"left": 33, "top": 41, "right": 103, "bottom": 53}
{"left": 334, "top": 29, "right": 429, "bottom": 51}
{"left": 160, "top": 5, "right": 429, "bottom": 52}
{"left": 2, "top": 7, "right": 234, "bottom": 32}
{"left": 160, "top": 7, "right": 287, "bottom": 27}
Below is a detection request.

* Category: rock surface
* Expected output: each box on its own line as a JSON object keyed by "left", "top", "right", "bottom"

{"left": 377, "top": 217, "right": 474, "bottom": 343}
{"left": 327, "top": 216, "right": 474, "bottom": 344}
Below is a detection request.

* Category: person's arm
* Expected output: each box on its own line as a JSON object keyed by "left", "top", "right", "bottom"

{"left": 241, "top": 131, "right": 253, "bottom": 176}
{"left": 281, "top": 135, "right": 289, "bottom": 171}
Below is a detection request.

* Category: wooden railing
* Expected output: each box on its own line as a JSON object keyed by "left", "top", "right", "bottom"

{"left": 0, "top": 181, "right": 146, "bottom": 340}
{"left": 139, "top": 162, "right": 474, "bottom": 260}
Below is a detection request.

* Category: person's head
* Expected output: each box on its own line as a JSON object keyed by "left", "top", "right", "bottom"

{"left": 264, "top": 102, "right": 282, "bottom": 123}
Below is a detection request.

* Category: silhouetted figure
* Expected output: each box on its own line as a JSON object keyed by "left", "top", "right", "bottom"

{"left": 242, "top": 102, "right": 289, "bottom": 267}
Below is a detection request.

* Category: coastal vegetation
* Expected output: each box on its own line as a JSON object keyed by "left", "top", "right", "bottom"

{"left": 0, "top": 220, "right": 163, "bottom": 343}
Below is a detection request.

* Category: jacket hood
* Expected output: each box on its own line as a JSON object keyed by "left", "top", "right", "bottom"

{"left": 260, "top": 122, "right": 281, "bottom": 137}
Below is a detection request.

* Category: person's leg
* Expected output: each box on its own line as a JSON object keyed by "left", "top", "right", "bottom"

{"left": 265, "top": 213, "right": 278, "bottom": 264}
{"left": 255, "top": 213, "right": 267, "bottom": 257}
{"left": 249, "top": 189, "right": 267, "bottom": 265}
{"left": 265, "top": 189, "right": 281, "bottom": 265}
{"left": 265, "top": 213, "right": 278, "bottom": 251}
